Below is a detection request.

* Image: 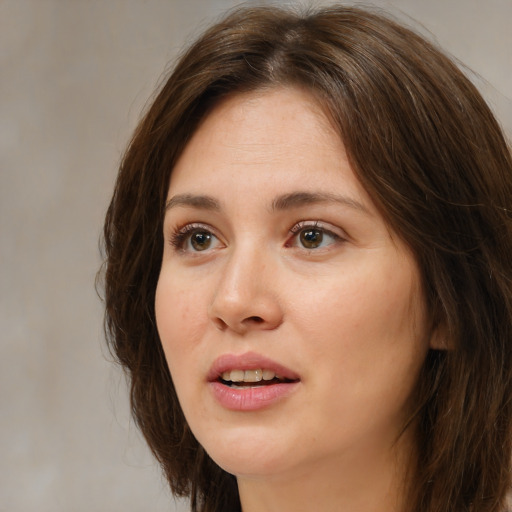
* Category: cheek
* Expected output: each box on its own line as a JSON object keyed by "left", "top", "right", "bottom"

{"left": 290, "top": 256, "right": 428, "bottom": 383}
{"left": 155, "top": 272, "right": 209, "bottom": 369}
{"left": 294, "top": 269, "right": 420, "bottom": 340}
{"left": 154, "top": 272, "right": 215, "bottom": 430}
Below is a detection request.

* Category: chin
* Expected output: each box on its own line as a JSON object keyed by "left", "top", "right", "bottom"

{"left": 195, "top": 424, "right": 294, "bottom": 478}
{"left": 211, "top": 450, "right": 290, "bottom": 479}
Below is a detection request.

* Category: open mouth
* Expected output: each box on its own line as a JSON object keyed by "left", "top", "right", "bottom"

{"left": 218, "top": 369, "right": 298, "bottom": 389}
{"left": 209, "top": 354, "right": 300, "bottom": 410}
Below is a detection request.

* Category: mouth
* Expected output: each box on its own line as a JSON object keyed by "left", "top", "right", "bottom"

{"left": 219, "top": 368, "right": 298, "bottom": 389}
{"left": 208, "top": 352, "right": 300, "bottom": 410}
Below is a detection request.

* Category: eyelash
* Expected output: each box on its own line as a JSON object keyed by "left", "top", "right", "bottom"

{"left": 169, "top": 223, "right": 218, "bottom": 251}
{"left": 168, "top": 220, "right": 344, "bottom": 252}
{"left": 287, "top": 221, "right": 343, "bottom": 248}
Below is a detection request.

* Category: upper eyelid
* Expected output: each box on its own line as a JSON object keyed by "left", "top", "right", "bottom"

{"left": 289, "top": 220, "right": 322, "bottom": 233}
{"left": 169, "top": 221, "right": 220, "bottom": 239}
{"left": 167, "top": 219, "right": 348, "bottom": 244}
{"left": 176, "top": 221, "right": 214, "bottom": 233}
{"left": 289, "top": 220, "right": 347, "bottom": 237}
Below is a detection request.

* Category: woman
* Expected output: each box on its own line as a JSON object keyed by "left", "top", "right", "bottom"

{"left": 100, "top": 4, "right": 512, "bottom": 512}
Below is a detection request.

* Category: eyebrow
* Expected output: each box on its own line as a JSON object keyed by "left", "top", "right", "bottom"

{"left": 165, "top": 194, "right": 221, "bottom": 212}
{"left": 164, "top": 191, "right": 370, "bottom": 215}
{"left": 271, "top": 191, "right": 370, "bottom": 214}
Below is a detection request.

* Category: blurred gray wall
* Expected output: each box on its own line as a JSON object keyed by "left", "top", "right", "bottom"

{"left": 1, "top": 1, "right": 510, "bottom": 511}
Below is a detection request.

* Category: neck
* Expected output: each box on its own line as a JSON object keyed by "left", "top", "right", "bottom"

{"left": 237, "top": 430, "right": 415, "bottom": 512}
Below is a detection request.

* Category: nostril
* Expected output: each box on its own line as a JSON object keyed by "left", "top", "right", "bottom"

{"left": 213, "top": 317, "right": 228, "bottom": 331}
{"left": 246, "top": 316, "right": 264, "bottom": 323}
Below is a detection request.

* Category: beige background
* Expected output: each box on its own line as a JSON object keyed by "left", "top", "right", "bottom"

{"left": 1, "top": 1, "right": 510, "bottom": 511}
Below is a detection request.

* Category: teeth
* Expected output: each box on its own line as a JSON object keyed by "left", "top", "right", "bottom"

{"left": 262, "top": 370, "right": 276, "bottom": 381}
{"left": 244, "top": 369, "right": 262, "bottom": 382}
{"left": 221, "top": 369, "right": 277, "bottom": 383}
{"left": 228, "top": 370, "right": 244, "bottom": 382}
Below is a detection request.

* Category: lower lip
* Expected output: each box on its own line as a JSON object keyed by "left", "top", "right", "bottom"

{"left": 209, "top": 381, "right": 299, "bottom": 411}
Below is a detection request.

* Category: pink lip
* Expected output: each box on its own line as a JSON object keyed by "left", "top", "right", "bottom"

{"left": 207, "top": 351, "right": 300, "bottom": 411}
{"left": 208, "top": 351, "right": 300, "bottom": 382}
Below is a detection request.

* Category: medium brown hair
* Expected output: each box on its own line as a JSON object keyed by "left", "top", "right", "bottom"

{"left": 100, "top": 5, "right": 512, "bottom": 512}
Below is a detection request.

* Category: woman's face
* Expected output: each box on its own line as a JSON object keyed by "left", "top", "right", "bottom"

{"left": 155, "top": 88, "right": 432, "bottom": 480}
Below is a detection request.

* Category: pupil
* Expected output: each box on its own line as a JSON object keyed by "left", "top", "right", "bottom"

{"left": 300, "top": 229, "right": 323, "bottom": 248}
{"left": 191, "top": 231, "right": 211, "bottom": 251}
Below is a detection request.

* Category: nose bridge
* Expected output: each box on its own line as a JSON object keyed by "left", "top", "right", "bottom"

{"left": 208, "top": 237, "right": 282, "bottom": 332}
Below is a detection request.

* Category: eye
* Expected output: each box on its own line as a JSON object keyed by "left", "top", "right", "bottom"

{"left": 170, "top": 224, "right": 222, "bottom": 253}
{"left": 300, "top": 228, "right": 325, "bottom": 249}
{"left": 288, "top": 222, "right": 342, "bottom": 250}
{"left": 188, "top": 230, "right": 215, "bottom": 251}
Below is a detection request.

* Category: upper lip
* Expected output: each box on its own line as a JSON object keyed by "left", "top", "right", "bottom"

{"left": 207, "top": 351, "right": 300, "bottom": 382}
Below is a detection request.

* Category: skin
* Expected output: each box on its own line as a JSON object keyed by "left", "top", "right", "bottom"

{"left": 155, "top": 88, "right": 435, "bottom": 512}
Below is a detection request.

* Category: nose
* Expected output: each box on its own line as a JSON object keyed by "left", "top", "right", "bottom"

{"left": 207, "top": 245, "right": 284, "bottom": 334}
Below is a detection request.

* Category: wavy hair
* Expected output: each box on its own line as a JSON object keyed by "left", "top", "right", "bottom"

{"left": 100, "top": 5, "right": 512, "bottom": 512}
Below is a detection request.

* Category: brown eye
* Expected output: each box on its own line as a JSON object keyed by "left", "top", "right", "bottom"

{"left": 190, "top": 231, "right": 212, "bottom": 251}
{"left": 287, "top": 222, "right": 342, "bottom": 251}
{"left": 300, "top": 228, "right": 324, "bottom": 249}
{"left": 170, "top": 224, "right": 223, "bottom": 254}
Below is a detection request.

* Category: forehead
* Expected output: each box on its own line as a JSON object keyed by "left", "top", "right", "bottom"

{"left": 193, "top": 87, "right": 338, "bottom": 146}
{"left": 168, "top": 87, "right": 372, "bottom": 210}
